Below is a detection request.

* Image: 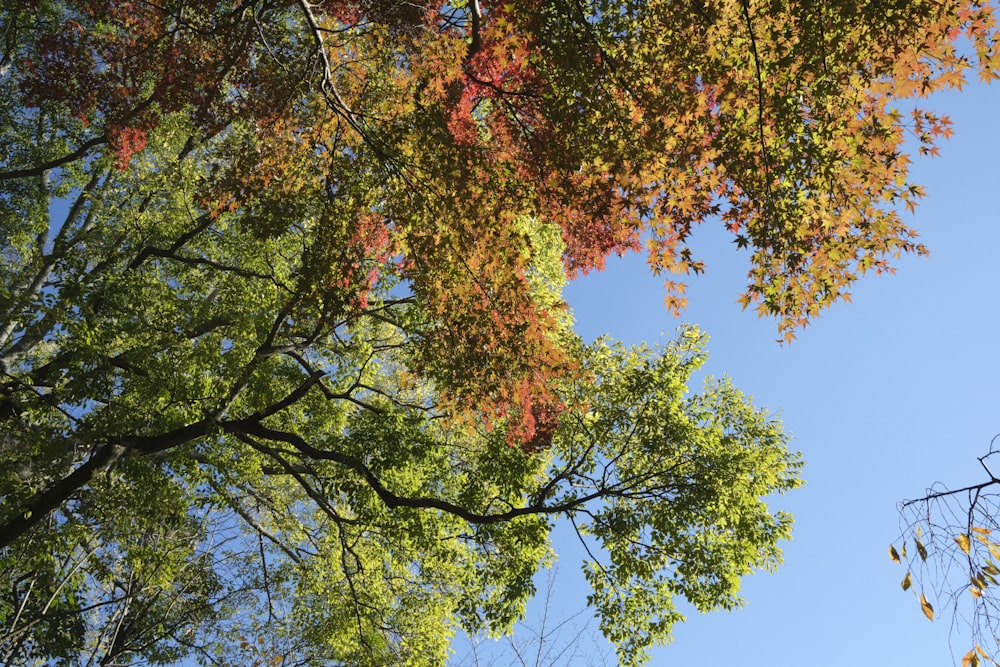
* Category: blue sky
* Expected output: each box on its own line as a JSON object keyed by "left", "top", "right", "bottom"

{"left": 454, "top": 78, "right": 1000, "bottom": 665}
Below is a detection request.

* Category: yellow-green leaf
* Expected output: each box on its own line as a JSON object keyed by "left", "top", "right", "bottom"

{"left": 890, "top": 545, "right": 901, "bottom": 563}
{"left": 957, "top": 534, "right": 972, "bottom": 554}
{"left": 921, "top": 593, "right": 934, "bottom": 621}
{"left": 902, "top": 572, "right": 912, "bottom": 591}
{"left": 916, "top": 538, "right": 928, "bottom": 561}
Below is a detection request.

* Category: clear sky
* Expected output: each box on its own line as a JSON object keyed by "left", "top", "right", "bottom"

{"left": 452, "top": 78, "right": 1000, "bottom": 665}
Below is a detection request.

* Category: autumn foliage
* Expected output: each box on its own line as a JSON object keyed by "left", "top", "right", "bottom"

{"left": 8, "top": 0, "right": 1000, "bottom": 446}
{"left": 3, "top": 1, "right": 999, "bottom": 663}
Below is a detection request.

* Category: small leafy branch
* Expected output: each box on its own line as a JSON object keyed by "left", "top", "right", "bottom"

{"left": 891, "top": 437, "right": 1000, "bottom": 667}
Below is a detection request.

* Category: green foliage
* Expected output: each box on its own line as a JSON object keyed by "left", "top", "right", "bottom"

{"left": 559, "top": 334, "right": 801, "bottom": 663}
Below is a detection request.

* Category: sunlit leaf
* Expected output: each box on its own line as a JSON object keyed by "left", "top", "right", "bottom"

{"left": 921, "top": 593, "right": 935, "bottom": 621}
{"left": 890, "top": 545, "right": 901, "bottom": 563}
{"left": 902, "top": 572, "right": 912, "bottom": 591}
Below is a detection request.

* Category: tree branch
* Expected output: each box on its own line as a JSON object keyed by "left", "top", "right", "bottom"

{"left": 739, "top": 0, "right": 775, "bottom": 209}
{"left": 0, "top": 443, "right": 126, "bottom": 550}
{"left": 467, "top": 0, "right": 482, "bottom": 60}
{"left": 0, "top": 135, "right": 107, "bottom": 182}
{"left": 222, "top": 420, "right": 643, "bottom": 526}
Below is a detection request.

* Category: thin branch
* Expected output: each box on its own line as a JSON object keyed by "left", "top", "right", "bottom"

{"left": 233, "top": 432, "right": 358, "bottom": 528}
{"left": 128, "top": 249, "right": 276, "bottom": 281}
{"left": 295, "top": 0, "right": 370, "bottom": 143}
{"left": 738, "top": 0, "right": 776, "bottom": 210}
{"left": 127, "top": 213, "right": 216, "bottom": 271}
{"left": 901, "top": 479, "right": 1000, "bottom": 508}
{"left": 0, "top": 170, "right": 104, "bottom": 351}
{"left": 0, "top": 136, "right": 107, "bottom": 182}
{"left": 0, "top": 443, "right": 127, "bottom": 550}
{"left": 206, "top": 478, "right": 303, "bottom": 564}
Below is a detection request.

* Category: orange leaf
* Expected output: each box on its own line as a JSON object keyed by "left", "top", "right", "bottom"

{"left": 920, "top": 593, "right": 934, "bottom": 621}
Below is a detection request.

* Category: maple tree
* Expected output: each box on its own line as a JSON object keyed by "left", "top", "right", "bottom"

{"left": 1, "top": 0, "right": 998, "bottom": 664}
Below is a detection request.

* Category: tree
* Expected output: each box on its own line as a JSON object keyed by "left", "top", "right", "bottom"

{"left": 1, "top": 0, "right": 996, "bottom": 664}
{"left": 891, "top": 438, "right": 1000, "bottom": 667}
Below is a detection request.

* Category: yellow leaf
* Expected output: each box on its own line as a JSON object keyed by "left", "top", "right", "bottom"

{"left": 890, "top": 545, "right": 901, "bottom": 563}
{"left": 901, "top": 542, "right": 908, "bottom": 558}
{"left": 973, "top": 527, "right": 992, "bottom": 535}
{"left": 902, "top": 572, "right": 912, "bottom": 591}
{"left": 962, "top": 648, "right": 980, "bottom": 667}
{"left": 988, "top": 543, "right": 1000, "bottom": 560}
{"left": 971, "top": 587, "right": 982, "bottom": 599}
{"left": 957, "top": 534, "right": 972, "bottom": 554}
{"left": 985, "top": 563, "right": 1000, "bottom": 576}
{"left": 916, "top": 538, "right": 928, "bottom": 561}
{"left": 921, "top": 593, "right": 934, "bottom": 621}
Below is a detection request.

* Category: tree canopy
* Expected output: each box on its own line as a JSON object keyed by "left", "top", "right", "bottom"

{"left": 0, "top": 0, "right": 996, "bottom": 664}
